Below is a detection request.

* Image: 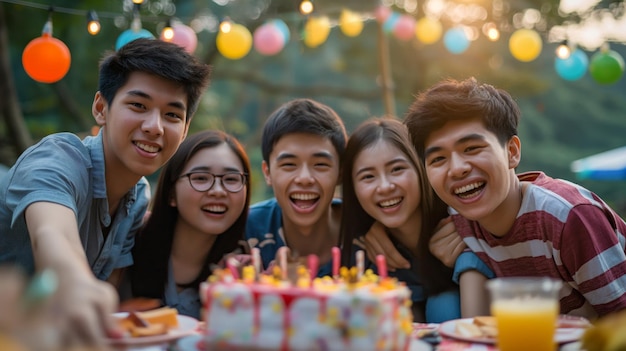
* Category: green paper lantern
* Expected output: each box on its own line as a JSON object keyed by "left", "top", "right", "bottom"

{"left": 589, "top": 50, "right": 625, "bottom": 84}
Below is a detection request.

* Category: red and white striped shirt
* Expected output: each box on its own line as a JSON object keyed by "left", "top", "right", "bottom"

{"left": 452, "top": 171, "right": 626, "bottom": 319}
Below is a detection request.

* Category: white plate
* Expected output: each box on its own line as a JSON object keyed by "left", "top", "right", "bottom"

{"left": 108, "top": 312, "right": 199, "bottom": 346}
{"left": 438, "top": 316, "right": 587, "bottom": 345}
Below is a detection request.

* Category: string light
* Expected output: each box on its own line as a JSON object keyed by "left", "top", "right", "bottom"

{"left": 556, "top": 40, "right": 571, "bottom": 59}
{"left": 86, "top": 10, "right": 100, "bottom": 35}
{"left": 482, "top": 22, "right": 500, "bottom": 41}
{"left": 299, "top": 0, "right": 313, "bottom": 15}
{"left": 220, "top": 17, "right": 232, "bottom": 33}
{"left": 161, "top": 19, "right": 174, "bottom": 41}
{"left": 132, "top": 0, "right": 144, "bottom": 4}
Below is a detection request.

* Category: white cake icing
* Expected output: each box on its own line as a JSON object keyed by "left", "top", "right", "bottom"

{"left": 200, "top": 267, "right": 413, "bottom": 351}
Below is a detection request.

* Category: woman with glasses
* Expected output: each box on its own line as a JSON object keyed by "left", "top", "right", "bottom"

{"left": 125, "top": 130, "right": 251, "bottom": 319}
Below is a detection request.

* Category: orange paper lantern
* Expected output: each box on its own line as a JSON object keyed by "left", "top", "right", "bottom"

{"left": 22, "top": 32, "right": 71, "bottom": 83}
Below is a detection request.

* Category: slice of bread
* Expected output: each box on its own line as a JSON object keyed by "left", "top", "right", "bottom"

{"left": 136, "top": 307, "right": 179, "bottom": 328}
{"left": 474, "top": 316, "right": 498, "bottom": 338}
{"left": 473, "top": 316, "right": 497, "bottom": 328}
{"left": 130, "top": 323, "right": 168, "bottom": 337}
{"left": 455, "top": 322, "right": 484, "bottom": 338}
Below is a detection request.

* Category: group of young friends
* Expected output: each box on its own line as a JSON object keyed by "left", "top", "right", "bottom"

{"left": 1, "top": 38, "right": 625, "bottom": 350}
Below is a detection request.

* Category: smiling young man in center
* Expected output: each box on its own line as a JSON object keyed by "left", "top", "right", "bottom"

{"left": 245, "top": 98, "right": 347, "bottom": 275}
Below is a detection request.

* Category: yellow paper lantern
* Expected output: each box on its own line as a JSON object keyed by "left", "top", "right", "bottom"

{"left": 339, "top": 9, "right": 363, "bottom": 37}
{"left": 509, "top": 29, "right": 542, "bottom": 62}
{"left": 216, "top": 23, "right": 252, "bottom": 60}
{"left": 304, "top": 16, "right": 330, "bottom": 48}
{"left": 415, "top": 17, "right": 442, "bottom": 44}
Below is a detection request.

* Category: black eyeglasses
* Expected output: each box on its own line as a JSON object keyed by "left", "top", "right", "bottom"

{"left": 180, "top": 172, "right": 247, "bottom": 193}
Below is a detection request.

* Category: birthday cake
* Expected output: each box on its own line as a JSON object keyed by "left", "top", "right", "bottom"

{"left": 200, "top": 249, "right": 413, "bottom": 351}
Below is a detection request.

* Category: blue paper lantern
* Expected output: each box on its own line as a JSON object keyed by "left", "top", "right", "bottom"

{"left": 116, "top": 28, "right": 155, "bottom": 51}
{"left": 270, "top": 19, "right": 290, "bottom": 43}
{"left": 382, "top": 12, "right": 400, "bottom": 34}
{"left": 444, "top": 27, "right": 469, "bottom": 54}
{"left": 555, "top": 49, "right": 588, "bottom": 81}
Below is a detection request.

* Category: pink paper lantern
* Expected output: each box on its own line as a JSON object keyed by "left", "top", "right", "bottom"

{"left": 394, "top": 15, "right": 416, "bottom": 41}
{"left": 161, "top": 23, "right": 197, "bottom": 54}
{"left": 374, "top": 5, "right": 392, "bottom": 23}
{"left": 253, "top": 22, "right": 285, "bottom": 56}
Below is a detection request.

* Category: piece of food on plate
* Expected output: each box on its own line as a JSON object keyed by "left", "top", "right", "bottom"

{"left": 130, "top": 323, "right": 169, "bottom": 338}
{"left": 473, "top": 316, "right": 496, "bottom": 328}
{"left": 473, "top": 315, "right": 498, "bottom": 338}
{"left": 117, "top": 307, "right": 179, "bottom": 337}
{"left": 136, "top": 307, "right": 179, "bottom": 329}
{"left": 455, "top": 321, "right": 484, "bottom": 338}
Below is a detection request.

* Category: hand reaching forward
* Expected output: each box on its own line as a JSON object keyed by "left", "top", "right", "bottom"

{"left": 429, "top": 217, "right": 466, "bottom": 268}
{"left": 51, "top": 266, "right": 122, "bottom": 348}
{"left": 362, "top": 221, "right": 410, "bottom": 271}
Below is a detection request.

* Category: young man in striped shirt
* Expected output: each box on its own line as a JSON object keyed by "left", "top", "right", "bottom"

{"left": 366, "top": 77, "right": 626, "bottom": 319}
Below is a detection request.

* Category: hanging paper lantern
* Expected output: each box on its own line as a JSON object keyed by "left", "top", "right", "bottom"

{"left": 253, "top": 21, "right": 286, "bottom": 56}
{"left": 416, "top": 17, "right": 442, "bottom": 44}
{"left": 382, "top": 12, "right": 400, "bottom": 34}
{"left": 116, "top": 28, "right": 155, "bottom": 50}
{"left": 555, "top": 49, "right": 588, "bottom": 81}
{"left": 216, "top": 23, "right": 252, "bottom": 60}
{"left": 339, "top": 9, "right": 363, "bottom": 37}
{"left": 22, "top": 31, "right": 71, "bottom": 83}
{"left": 589, "top": 49, "right": 625, "bottom": 84}
{"left": 393, "top": 15, "right": 416, "bottom": 41}
{"left": 271, "top": 19, "right": 290, "bottom": 43}
{"left": 374, "top": 5, "right": 392, "bottom": 23}
{"left": 509, "top": 29, "right": 542, "bottom": 62}
{"left": 160, "top": 23, "right": 198, "bottom": 54}
{"left": 444, "top": 27, "right": 469, "bottom": 54}
{"left": 304, "top": 16, "right": 330, "bottom": 48}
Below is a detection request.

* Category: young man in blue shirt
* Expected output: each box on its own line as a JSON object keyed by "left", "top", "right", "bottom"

{"left": 0, "top": 38, "right": 210, "bottom": 347}
{"left": 246, "top": 99, "right": 347, "bottom": 276}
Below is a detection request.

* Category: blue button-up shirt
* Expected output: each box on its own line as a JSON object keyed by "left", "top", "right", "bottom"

{"left": 0, "top": 130, "right": 150, "bottom": 280}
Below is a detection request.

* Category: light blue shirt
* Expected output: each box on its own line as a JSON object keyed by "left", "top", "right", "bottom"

{"left": 0, "top": 131, "right": 150, "bottom": 280}
{"left": 163, "top": 260, "right": 201, "bottom": 319}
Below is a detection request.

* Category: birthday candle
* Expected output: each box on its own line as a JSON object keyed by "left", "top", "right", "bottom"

{"left": 278, "top": 246, "right": 288, "bottom": 280}
{"left": 226, "top": 257, "right": 240, "bottom": 280}
{"left": 356, "top": 250, "right": 364, "bottom": 279}
{"left": 307, "top": 254, "right": 319, "bottom": 283}
{"left": 251, "top": 247, "right": 261, "bottom": 276}
{"left": 375, "top": 254, "right": 387, "bottom": 280}
{"left": 331, "top": 246, "right": 340, "bottom": 278}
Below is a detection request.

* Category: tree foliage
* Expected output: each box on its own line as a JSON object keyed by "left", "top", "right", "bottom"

{"left": 1, "top": 0, "right": 625, "bottom": 214}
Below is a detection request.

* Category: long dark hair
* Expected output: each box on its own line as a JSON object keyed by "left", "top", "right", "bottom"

{"left": 339, "top": 118, "right": 454, "bottom": 294}
{"left": 131, "top": 130, "right": 251, "bottom": 298}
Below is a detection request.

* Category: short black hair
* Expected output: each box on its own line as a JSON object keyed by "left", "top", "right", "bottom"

{"left": 98, "top": 38, "right": 211, "bottom": 123}
{"left": 261, "top": 98, "right": 347, "bottom": 166}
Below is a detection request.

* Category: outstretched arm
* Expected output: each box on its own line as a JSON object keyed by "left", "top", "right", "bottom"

{"left": 362, "top": 221, "right": 410, "bottom": 271}
{"left": 26, "top": 202, "right": 122, "bottom": 347}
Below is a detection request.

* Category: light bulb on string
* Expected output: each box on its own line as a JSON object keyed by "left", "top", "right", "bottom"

{"left": 220, "top": 17, "right": 232, "bottom": 33}
{"left": 132, "top": 0, "right": 144, "bottom": 4}
{"left": 556, "top": 40, "right": 571, "bottom": 59}
{"left": 161, "top": 19, "right": 174, "bottom": 41}
{"left": 87, "top": 10, "right": 100, "bottom": 35}
{"left": 482, "top": 22, "right": 500, "bottom": 41}
{"left": 300, "top": 0, "right": 314, "bottom": 15}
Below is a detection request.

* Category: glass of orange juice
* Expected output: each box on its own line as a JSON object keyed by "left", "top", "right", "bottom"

{"left": 486, "top": 277, "right": 562, "bottom": 351}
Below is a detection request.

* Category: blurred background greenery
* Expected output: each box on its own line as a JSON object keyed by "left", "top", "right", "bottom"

{"left": 1, "top": 0, "right": 625, "bottom": 215}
